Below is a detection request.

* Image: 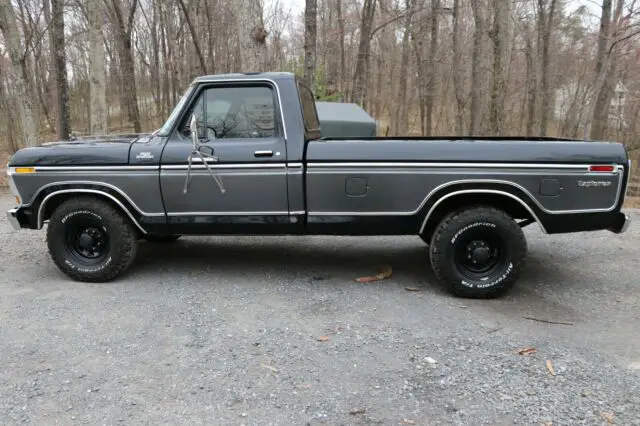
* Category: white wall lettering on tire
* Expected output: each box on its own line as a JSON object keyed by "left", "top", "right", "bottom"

{"left": 451, "top": 221, "right": 496, "bottom": 244}
{"left": 461, "top": 262, "right": 513, "bottom": 288}
{"left": 61, "top": 210, "right": 103, "bottom": 224}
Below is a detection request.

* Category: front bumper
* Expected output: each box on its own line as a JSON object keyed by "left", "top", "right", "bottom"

{"left": 608, "top": 212, "right": 631, "bottom": 234}
{"left": 6, "top": 207, "right": 21, "bottom": 230}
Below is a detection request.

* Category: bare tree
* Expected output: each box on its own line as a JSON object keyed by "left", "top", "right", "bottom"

{"left": 106, "top": 0, "right": 141, "bottom": 133}
{"left": 537, "top": 0, "right": 557, "bottom": 136}
{"left": 489, "top": 0, "right": 511, "bottom": 135}
{"left": 0, "top": 0, "right": 38, "bottom": 147}
{"left": 88, "top": 0, "right": 108, "bottom": 134}
{"left": 304, "top": 0, "right": 317, "bottom": 88}
{"left": 351, "top": 0, "right": 376, "bottom": 107}
{"left": 233, "top": 0, "right": 268, "bottom": 72}
{"left": 469, "top": 0, "right": 486, "bottom": 135}
{"left": 49, "top": 0, "right": 70, "bottom": 139}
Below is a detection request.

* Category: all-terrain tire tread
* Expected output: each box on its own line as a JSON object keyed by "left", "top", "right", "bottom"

{"left": 429, "top": 205, "right": 527, "bottom": 298}
{"left": 46, "top": 195, "right": 138, "bottom": 282}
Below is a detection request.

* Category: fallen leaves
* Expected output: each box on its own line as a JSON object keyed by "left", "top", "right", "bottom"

{"left": 355, "top": 265, "right": 392, "bottom": 283}
{"left": 601, "top": 412, "right": 615, "bottom": 424}
{"left": 517, "top": 347, "right": 537, "bottom": 355}
{"left": 400, "top": 420, "right": 416, "bottom": 425}
{"left": 316, "top": 335, "right": 330, "bottom": 342}
{"left": 546, "top": 360, "right": 556, "bottom": 376}
{"left": 260, "top": 364, "right": 278, "bottom": 373}
{"left": 349, "top": 408, "right": 366, "bottom": 415}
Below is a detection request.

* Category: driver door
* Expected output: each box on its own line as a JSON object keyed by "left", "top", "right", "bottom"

{"left": 159, "top": 81, "right": 290, "bottom": 234}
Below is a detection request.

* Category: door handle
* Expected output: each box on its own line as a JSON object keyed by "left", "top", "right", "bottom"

{"left": 254, "top": 150, "right": 273, "bottom": 158}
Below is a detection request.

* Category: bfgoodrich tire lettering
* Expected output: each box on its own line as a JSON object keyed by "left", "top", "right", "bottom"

{"left": 46, "top": 195, "right": 138, "bottom": 282}
{"left": 429, "top": 206, "right": 527, "bottom": 298}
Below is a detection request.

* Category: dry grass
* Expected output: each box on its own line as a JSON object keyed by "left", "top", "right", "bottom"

{"left": 0, "top": 151, "right": 9, "bottom": 187}
{"left": 623, "top": 196, "right": 640, "bottom": 208}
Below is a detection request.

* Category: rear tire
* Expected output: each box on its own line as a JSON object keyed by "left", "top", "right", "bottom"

{"left": 429, "top": 206, "right": 527, "bottom": 298}
{"left": 46, "top": 196, "right": 138, "bottom": 282}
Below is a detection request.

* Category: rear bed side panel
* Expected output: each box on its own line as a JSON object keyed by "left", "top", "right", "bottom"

{"left": 304, "top": 163, "right": 624, "bottom": 213}
{"left": 304, "top": 139, "right": 628, "bottom": 235}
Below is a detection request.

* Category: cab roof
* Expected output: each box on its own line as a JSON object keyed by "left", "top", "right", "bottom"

{"left": 193, "top": 72, "right": 296, "bottom": 83}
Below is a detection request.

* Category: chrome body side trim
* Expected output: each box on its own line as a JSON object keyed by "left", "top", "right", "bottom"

{"left": 37, "top": 189, "right": 148, "bottom": 234}
{"left": 22, "top": 180, "right": 165, "bottom": 217}
{"left": 418, "top": 189, "right": 548, "bottom": 234}
{"left": 307, "top": 175, "right": 625, "bottom": 216}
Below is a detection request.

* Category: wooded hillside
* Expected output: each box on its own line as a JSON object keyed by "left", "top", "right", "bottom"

{"left": 0, "top": 0, "right": 638, "bottom": 155}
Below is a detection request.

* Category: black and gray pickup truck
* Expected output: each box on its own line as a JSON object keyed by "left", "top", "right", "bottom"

{"left": 5, "top": 72, "right": 632, "bottom": 298}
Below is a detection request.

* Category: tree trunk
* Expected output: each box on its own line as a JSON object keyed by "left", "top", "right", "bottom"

{"left": 88, "top": 0, "right": 108, "bottom": 134}
{"left": 233, "top": 0, "right": 268, "bottom": 72}
{"left": 304, "top": 0, "right": 317, "bottom": 88}
{"left": 351, "top": 0, "right": 376, "bottom": 107}
{"left": 489, "top": 0, "right": 510, "bottom": 135}
{"left": 589, "top": 0, "right": 624, "bottom": 140}
{"left": 49, "top": 0, "right": 70, "bottom": 139}
{"left": 0, "top": 0, "right": 39, "bottom": 147}
{"left": 525, "top": 22, "right": 537, "bottom": 136}
{"left": 469, "top": 0, "right": 485, "bottom": 136}
{"left": 394, "top": 0, "right": 413, "bottom": 135}
{"left": 177, "top": 0, "right": 207, "bottom": 74}
{"left": 425, "top": 0, "right": 439, "bottom": 136}
{"left": 452, "top": 0, "right": 465, "bottom": 135}
{"left": 538, "top": 0, "right": 557, "bottom": 136}
{"left": 109, "top": 0, "right": 141, "bottom": 133}
{"left": 336, "top": 0, "right": 346, "bottom": 97}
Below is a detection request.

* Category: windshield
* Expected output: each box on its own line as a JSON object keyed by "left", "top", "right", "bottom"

{"left": 156, "top": 83, "right": 196, "bottom": 136}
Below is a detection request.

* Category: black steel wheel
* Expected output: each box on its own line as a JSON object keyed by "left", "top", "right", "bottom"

{"left": 46, "top": 195, "right": 138, "bottom": 282}
{"left": 429, "top": 206, "right": 528, "bottom": 298}
{"left": 64, "top": 217, "right": 111, "bottom": 266}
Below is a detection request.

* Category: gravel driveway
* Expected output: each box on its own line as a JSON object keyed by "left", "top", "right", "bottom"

{"left": 1, "top": 191, "right": 639, "bottom": 425}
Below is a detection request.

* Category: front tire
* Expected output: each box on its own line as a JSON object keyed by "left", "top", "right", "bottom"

{"left": 46, "top": 196, "right": 138, "bottom": 282}
{"left": 429, "top": 206, "right": 527, "bottom": 298}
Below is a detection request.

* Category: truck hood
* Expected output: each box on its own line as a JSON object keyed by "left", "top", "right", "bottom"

{"left": 7, "top": 133, "right": 151, "bottom": 167}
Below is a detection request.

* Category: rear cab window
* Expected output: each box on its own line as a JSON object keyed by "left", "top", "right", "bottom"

{"left": 296, "top": 80, "right": 321, "bottom": 140}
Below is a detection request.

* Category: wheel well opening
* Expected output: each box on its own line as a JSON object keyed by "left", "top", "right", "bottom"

{"left": 421, "top": 192, "right": 537, "bottom": 240}
{"left": 40, "top": 192, "right": 143, "bottom": 237}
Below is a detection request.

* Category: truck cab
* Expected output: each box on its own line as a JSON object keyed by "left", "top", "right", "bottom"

{"left": 124, "top": 72, "right": 319, "bottom": 236}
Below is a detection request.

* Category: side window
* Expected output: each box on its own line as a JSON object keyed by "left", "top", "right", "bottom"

{"left": 297, "top": 82, "right": 320, "bottom": 132}
{"left": 182, "top": 85, "right": 277, "bottom": 139}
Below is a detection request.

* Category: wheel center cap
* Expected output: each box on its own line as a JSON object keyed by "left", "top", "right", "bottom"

{"left": 471, "top": 247, "right": 490, "bottom": 264}
{"left": 78, "top": 233, "right": 94, "bottom": 248}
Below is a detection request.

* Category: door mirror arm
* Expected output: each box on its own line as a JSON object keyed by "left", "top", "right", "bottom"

{"left": 183, "top": 114, "right": 226, "bottom": 195}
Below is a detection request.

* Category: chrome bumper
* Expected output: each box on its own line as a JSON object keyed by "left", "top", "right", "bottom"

{"left": 6, "top": 207, "right": 21, "bottom": 230}
{"left": 608, "top": 212, "right": 631, "bottom": 234}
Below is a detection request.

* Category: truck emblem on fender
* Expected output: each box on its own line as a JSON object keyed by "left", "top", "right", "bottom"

{"left": 577, "top": 180, "right": 612, "bottom": 187}
{"left": 136, "top": 151, "right": 154, "bottom": 160}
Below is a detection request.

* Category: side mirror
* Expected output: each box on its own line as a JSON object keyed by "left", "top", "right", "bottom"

{"left": 189, "top": 114, "right": 199, "bottom": 147}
